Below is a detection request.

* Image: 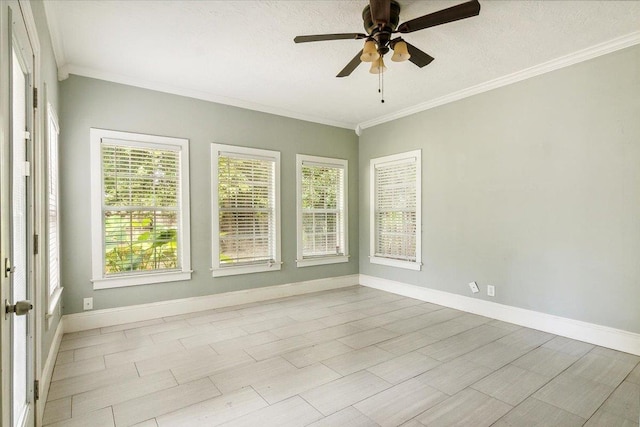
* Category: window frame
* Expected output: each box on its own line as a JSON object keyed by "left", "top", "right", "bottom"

{"left": 46, "top": 103, "right": 63, "bottom": 316}
{"left": 89, "top": 128, "right": 192, "bottom": 289}
{"left": 369, "top": 149, "right": 422, "bottom": 271}
{"left": 210, "top": 143, "right": 281, "bottom": 277}
{"left": 296, "top": 154, "right": 349, "bottom": 267}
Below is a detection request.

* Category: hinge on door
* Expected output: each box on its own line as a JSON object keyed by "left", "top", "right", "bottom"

{"left": 34, "top": 380, "right": 39, "bottom": 401}
{"left": 24, "top": 131, "right": 31, "bottom": 141}
{"left": 23, "top": 161, "right": 31, "bottom": 177}
{"left": 33, "top": 87, "right": 38, "bottom": 109}
{"left": 33, "top": 234, "right": 39, "bottom": 255}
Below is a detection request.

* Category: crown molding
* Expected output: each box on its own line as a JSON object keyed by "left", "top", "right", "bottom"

{"left": 61, "top": 64, "right": 356, "bottom": 130}
{"left": 42, "top": 0, "right": 66, "bottom": 77}
{"left": 357, "top": 31, "right": 640, "bottom": 132}
{"left": 41, "top": 1, "right": 640, "bottom": 135}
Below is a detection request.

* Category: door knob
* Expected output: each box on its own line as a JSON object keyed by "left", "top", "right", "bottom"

{"left": 5, "top": 300, "right": 33, "bottom": 316}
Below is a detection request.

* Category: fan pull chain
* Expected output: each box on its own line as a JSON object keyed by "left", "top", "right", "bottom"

{"left": 377, "top": 64, "right": 385, "bottom": 103}
{"left": 381, "top": 69, "right": 385, "bottom": 103}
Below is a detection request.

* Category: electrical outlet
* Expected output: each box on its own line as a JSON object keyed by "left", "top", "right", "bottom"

{"left": 487, "top": 285, "right": 495, "bottom": 297}
{"left": 83, "top": 297, "right": 93, "bottom": 310}
{"left": 469, "top": 281, "right": 479, "bottom": 293}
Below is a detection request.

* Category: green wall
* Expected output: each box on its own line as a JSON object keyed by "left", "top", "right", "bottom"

{"left": 58, "top": 42, "right": 640, "bottom": 336}
{"left": 359, "top": 44, "right": 640, "bottom": 333}
{"left": 59, "top": 76, "right": 359, "bottom": 314}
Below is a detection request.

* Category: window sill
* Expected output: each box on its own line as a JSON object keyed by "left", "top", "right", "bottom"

{"left": 92, "top": 270, "right": 192, "bottom": 290}
{"left": 369, "top": 256, "right": 422, "bottom": 271}
{"left": 296, "top": 255, "right": 349, "bottom": 268}
{"left": 47, "top": 287, "right": 64, "bottom": 316}
{"left": 46, "top": 287, "right": 64, "bottom": 329}
{"left": 211, "top": 262, "right": 281, "bottom": 277}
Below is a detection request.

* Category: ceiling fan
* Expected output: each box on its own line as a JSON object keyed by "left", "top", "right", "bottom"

{"left": 294, "top": 0, "right": 481, "bottom": 77}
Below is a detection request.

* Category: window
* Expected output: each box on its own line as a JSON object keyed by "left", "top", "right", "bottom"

{"left": 46, "top": 103, "right": 62, "bottom": 315}
{"left": 211, "top": 143, "right": 281, "bottom": 277}
{"left": 296, "top": 154, "right": 348, "bottom": 267}
{"left": 90, "top": 129, "right": 191, "bottom": 289}
{"left": 370, "top": 150, "right": 421, "bottom": 270}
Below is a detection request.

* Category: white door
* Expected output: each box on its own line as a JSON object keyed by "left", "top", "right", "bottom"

{"left": 4, "top": 1, "right": 36, "bottom": 426}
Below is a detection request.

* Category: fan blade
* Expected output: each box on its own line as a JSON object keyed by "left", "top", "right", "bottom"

{"left": 337, "top": 50, "right": 364, "bottom": 78}
{"left": 397, "top": 0, "right": 480, "bottom": 33}
{"left": 369, "top": 0, "right": 390, "bottom": 25}
{"left": 405, "top": 42, "right": 435, "bottom": 68}
{"left": 294, "top": 33, "right": 367, "bottom": 43}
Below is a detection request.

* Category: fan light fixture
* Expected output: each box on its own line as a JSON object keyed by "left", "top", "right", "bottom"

{"left": 294, "top": 0, "right": 482, "bottom": 102}
{"left": 360, "top": 40, "right": 380, "bottom": 62}
{"left": 369, "top": 56, "right": 387, "bottom": 74}
{"left": 391, "top": 40, "right": 411, "bottom": 62}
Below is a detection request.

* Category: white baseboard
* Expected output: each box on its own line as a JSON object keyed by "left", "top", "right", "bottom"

{"left": 37, "top": 319, "right": 64, "bottom": 426}
{"left": 360, "top": 274, "right": 640, "bottom": 356}
{"left": 63, "top": 274, "right": 359, "bottom": 333}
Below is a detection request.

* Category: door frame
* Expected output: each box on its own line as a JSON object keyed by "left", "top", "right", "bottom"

{"left": 0, "top": 1, "right": 42, "bottom": 426}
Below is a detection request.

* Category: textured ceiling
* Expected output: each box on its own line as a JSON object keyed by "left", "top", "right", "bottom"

{"left": 44, "top": 1, "right": 640, "bottom": 130}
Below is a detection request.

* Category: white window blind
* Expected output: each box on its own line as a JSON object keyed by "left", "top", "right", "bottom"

{"left": 47, "top": 105, "right": 61, "bottom": 300}
{"left": 212, "top": 144, "right": 281, "bottom": 276}
{"left": 90, "top": 129, "right": 191, "bottom": 289}
{"left": 370, "top": 150, "right": 421, "bottom": 270}
{"left": 296, "top": 155, "right": 349, "bottom": 267}
{"left": 101, "top": 143, "right": 181, "bottom": 274}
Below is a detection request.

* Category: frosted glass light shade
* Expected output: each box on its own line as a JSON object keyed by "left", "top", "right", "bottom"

{"left": 391, "top": 40, "right": 411, "bottom": 62}
{"left": 360, "top": 40, "right": 380, "bottom": 62}
{"left": 369, "top": 57, "right": 387, "bottom": 74}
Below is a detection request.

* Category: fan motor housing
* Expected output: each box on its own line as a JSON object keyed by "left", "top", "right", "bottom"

{"left": 362, "top": 0, "right": 401, "bottom": 34}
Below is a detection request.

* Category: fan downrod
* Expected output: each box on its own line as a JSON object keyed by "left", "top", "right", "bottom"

{"left": 362, "top": 0, "right": 401, "bottom": 33}
{"left": 362, "top": 0, "right": 400, "bottom": 55}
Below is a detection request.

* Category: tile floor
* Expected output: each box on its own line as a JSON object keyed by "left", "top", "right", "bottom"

{"left": 43, "top": 286, "right": 640, "bottom": 426}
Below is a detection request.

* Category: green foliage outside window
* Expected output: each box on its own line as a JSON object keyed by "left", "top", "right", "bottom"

{"left": 102, "top": 145, "right": 180, "bottom": 274}
{"left": 218, "top": 156, "right": 273, "bottom": 265}
{"left": 301, "top": 166, "right": 339, "bottom": 210}
{"left": 301, "top": 165, "right": 343, "bottom": 256}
